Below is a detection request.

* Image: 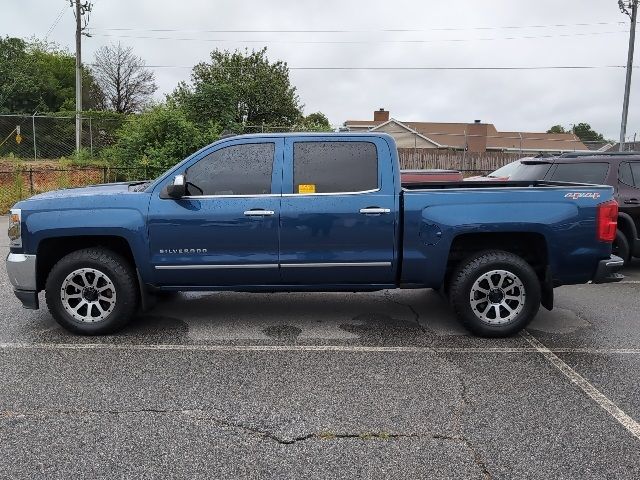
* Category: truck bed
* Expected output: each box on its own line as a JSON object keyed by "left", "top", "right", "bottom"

{"left": 402, "top": 180, "right": 597, "bottom": 190}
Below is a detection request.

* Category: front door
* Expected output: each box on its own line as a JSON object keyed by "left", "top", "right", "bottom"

{"left": 148, "top": 138, "right": 283, "bottom": 287}
{"left": 278, "top": 137, "right": 397, "bottom": 286}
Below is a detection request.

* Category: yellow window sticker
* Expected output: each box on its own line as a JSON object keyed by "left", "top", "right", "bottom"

{"left": 298, "top": 184, "right": 316, "bottom": 194}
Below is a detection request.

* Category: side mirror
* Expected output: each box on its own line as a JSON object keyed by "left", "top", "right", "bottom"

{"left": 166, "top": 174, "right": 186, "bottom": 198}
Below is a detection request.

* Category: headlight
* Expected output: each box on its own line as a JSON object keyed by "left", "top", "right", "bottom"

{"left": 8, "top": 208, "right": 21, "bottom": 247}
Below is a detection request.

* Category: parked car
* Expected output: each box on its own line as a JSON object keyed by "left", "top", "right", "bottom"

{"left": 465, "top": 159, "right": 530, "bottom": 181}
{"left": 401, "top": 169, "right": 463, "bottom": 185}
{"left": 504, "top": 152, "right": 640, "bottom": 265}
{"left": 6, "top": 133, "right": 622, "bottom": 337}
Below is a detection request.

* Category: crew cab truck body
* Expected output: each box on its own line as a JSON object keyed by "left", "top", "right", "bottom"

{"left": 6, "top": 133, "right": 623, "bottom": 336}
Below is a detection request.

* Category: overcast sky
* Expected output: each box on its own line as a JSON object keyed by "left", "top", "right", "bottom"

{"left": 4, "top": 0, "right": 639, "bottom": 140}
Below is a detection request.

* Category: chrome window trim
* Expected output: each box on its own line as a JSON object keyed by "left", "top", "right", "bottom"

{"left": 156, "top": 264, "right": 278, "bottom": 270}
{"left": 179, "top": 188, "right": 384, "bottom": 199}
{"left": 282, "top": 187, "right": 381, "bottom": 197}
{"left": 281, "top": 262, "right": 391, "bottom": 268}
{"left": 181, "top": 193, "right": 280, "bottom": 199}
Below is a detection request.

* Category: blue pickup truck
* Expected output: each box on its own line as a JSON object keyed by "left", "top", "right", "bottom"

{"left": 6, "top": 133, "right": 623, "bottom": 336}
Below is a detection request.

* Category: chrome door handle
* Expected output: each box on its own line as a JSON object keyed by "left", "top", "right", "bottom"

{"left": 359, "top": 207, "right": 391, "bottom": 215}
{"left": 244, "top": 209, "right": 275, "bottom": 216}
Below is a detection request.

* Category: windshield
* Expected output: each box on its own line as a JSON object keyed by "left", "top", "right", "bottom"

{"left": 488, "top": 160, "right": 522, "bottom": 178}
{"left": 508, "top": 163, "right": 553, "bottom": 181}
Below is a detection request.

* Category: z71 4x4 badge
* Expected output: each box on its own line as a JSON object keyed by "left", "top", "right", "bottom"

{"left": 564, "top": 192, "right": 601, "bottom": 200}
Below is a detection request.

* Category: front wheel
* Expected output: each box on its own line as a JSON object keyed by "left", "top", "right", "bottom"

{"left": 45, "top": 248, "right": 138, "bottom": 335}
{"left": 449, "top": 250, "right": 541, "bottom": 337}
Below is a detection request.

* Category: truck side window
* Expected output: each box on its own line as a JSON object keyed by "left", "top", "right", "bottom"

{"left": 630, "top": 163, "right": 640, "bottom": 188}
{"left": 619, "top": 162, "right": 634, "bottom": 186}
{"left": 293, "top": 141, "right": 378, "bottom": 194}
{"left": 548, "top": 163, "right": 609, "bottom": 184}
{"left": 186, "top": 143, "right": 274, "bottom": 196}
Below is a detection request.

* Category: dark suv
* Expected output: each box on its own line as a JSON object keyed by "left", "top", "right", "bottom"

{"left": 507, "top": 152, "right": 640, "bottom": 264}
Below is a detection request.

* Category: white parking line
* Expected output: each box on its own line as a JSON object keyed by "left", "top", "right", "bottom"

{"left": 521, "top": 330, "right": 640, "bottom": 442}
{"left": 0, "top": 342, "right": 640, "bottom": 354}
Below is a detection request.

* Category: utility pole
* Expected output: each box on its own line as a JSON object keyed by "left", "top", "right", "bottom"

{"left": 74, "top": 0, "right": 82, "bottom": 152}
{"left": 71, "top": 1, "right": 92, "bottom": 152}
{"left": 619, "top": 0, "right": 638, "bottom": 151}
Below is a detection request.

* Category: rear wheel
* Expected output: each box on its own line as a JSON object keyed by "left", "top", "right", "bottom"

{"left": 45, "top": 248, "right": 138, "bottom": 335}
{"left": 612, "top": 230, "right": 631, "bottom": 265}
{"left": 449, "top": 250, "right": 541, "bottom": 337}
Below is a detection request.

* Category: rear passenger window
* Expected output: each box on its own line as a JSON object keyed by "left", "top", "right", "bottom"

{"left": 619, "top": 162, "right": 634, "bottom": 186}
{"left": 630, "top": 163, "right": 640, "bottom": 187}
{"left": 293, "top": 141, "right": 378, "bottom": 193}
{"left": 549, "top": 163, "right": 609, "bottom": 184}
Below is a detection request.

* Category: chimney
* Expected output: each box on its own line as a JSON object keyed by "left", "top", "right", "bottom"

{"left": 374, "top": 108, "right": 389, "bottom": 122}
{"left": 466, "top": 120, "right": 488, "bottom": 152}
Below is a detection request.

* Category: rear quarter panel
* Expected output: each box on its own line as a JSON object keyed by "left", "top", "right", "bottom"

{"left": 401, "top": 186, "right": 614, "bottom": 287}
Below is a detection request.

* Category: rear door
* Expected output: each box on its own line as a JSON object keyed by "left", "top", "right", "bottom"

{"left": 278, "top": 137, "right": 397, "bottom": 285}
{"left": 618, "top": 161, "right": 640, "bottom": 235}
{"left": 147, "top": 138, "right": 283, "bottom": 287}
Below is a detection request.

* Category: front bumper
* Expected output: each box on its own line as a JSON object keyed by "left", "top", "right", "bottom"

{"left": 5, "top": 253, "right": 39, "bottom": 309}
{"left": 592, "top": 255, "right": 625, "bottom": 284}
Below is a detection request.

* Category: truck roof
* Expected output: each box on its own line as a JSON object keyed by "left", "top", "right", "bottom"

{"left": 217, "top": 132, "right": 394, "bottom": 140}
{"left": 523, "top": 152, "right": 640, "bottom": 165}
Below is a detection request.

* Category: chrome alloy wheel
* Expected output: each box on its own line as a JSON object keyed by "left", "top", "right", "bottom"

{"left": 469, "top": 269, "right": 525, "bottom": 325}
{"left": 60, "top": 268, "right": 117, "bottom": 323}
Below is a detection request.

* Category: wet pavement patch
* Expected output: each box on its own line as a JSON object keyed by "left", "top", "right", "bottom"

{"left": 339, "top": 313, "right": 433, "bottom": 346}
{"left": 262, "top": 325, "right": 303, "bottom": 343}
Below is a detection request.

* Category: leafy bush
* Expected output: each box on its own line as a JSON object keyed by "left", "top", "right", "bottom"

{"left": 103, "top": 105, "right": 220, "bottom": 171}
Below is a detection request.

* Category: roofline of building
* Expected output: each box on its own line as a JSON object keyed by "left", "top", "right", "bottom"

{"left": 369, "top": 118, "right": 444, "bottom": 148}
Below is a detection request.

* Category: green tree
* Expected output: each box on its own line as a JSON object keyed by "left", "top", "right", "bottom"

{"left": 104, "top": 105, "right": 220, "bottom": 171}
{"left": 547, "top": 123, "right": 606, "bottom": 143}
{"left": 572, "top": 123, "right": 605, "bottom": 143}
{"left": 547, "top": 125, "right": 567, "bottom": 134}
{"left": 0, "top": 37, "right": 99, "bottom": 114}
{"left": 296, "top": 112, "right": 333, "bottom": 132}
{"left": 171, "top": 47, "right": 302, "bottom": 131}
{"left": 0, "top": 36, "right": 102, "bottom": 114}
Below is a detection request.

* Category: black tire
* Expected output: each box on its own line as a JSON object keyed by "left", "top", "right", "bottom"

{"left": 45, "top": 248, "right": 138, "bottom": 335}
{"left": 449, "top": 250, "right": 541, "bottom": 337}
{"left": 613, "top": 230, "right": 631, "bottom": 266}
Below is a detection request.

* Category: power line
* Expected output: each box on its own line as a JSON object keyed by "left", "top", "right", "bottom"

{"left": 89, "top": 30, "right": 627, "bottom": 45}
{"left": 44, "top": 5, "right": 67, "bottom": 40}
{"left": 86, "top": 64, "right": 633, "bottom": 71}
{"left": 87, "top": 21, "right": 625, "bottom": 34}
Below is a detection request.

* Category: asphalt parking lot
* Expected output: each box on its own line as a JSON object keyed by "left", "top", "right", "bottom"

{"left": 1, "top": 218, "right": 639, "bottom": 478}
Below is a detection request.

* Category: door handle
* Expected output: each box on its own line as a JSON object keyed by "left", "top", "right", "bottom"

{"left": 244, "top": 209, "right": 275, "bottom": 216}
{"left": 359, "top": 207, "right": 391, "bottom": 215}
{"left": 624, "top": 198, "right": 640, "bottom": 205}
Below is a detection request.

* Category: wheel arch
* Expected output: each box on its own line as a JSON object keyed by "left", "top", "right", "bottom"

{"left": 36, "top": 235, "right": 136, "bottom": 291}
{"left": 617, "top": 212, "right": 637, "bottom": 243}
{"left": 446, "top": 232, "right": 549, "bottom": 279}
{"left": 445, "top": 232, "right": 552, "bottom": 310}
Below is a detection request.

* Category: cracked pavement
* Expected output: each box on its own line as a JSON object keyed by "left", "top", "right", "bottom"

{"left": 1, "top": 228, "right": 640, "bottom": 478}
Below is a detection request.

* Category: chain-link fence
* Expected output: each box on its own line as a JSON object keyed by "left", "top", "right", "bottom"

{"left": 0, "top": 114, "right": 125, "bottom": 159}
{"left": 0, "top": 166, "right": 164, "bottom": 213}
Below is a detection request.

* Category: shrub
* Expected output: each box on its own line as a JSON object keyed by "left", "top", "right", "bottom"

{"left": 103, "top": 105, "right": 220, "bottom": 172}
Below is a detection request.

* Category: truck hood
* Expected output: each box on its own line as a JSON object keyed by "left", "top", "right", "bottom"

{"left": 27, "top": 182, "right": 145, "bottom": 201}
